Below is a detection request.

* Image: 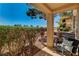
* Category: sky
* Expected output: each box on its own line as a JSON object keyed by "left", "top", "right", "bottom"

{"left": 0, "top": 3, "right": 61, "bottom": 27}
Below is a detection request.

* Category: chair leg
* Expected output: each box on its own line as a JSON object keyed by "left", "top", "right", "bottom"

{"left": 72, "top": 46, "right": 77, "bottom": 55}
{"left": 62, "top": 45, "right": 64, "bottom": 55}
{"left": 78, "top": 47, "right": 79, "bottom": 56}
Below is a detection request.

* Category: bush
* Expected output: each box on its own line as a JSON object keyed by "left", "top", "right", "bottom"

{"left": 0, "top": 25, "right": 40, "bottom": 55}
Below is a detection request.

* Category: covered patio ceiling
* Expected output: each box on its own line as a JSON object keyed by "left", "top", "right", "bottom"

{"left": 30, "top": 3, "right": 78, "bottom": 14}
{"left": 30, "top": 3, "right": 79, "bottom": 48}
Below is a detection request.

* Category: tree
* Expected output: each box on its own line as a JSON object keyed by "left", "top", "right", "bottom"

{"left": 24, "top": 25, "right": 29, "bottom": 27}
{"left": 36, "top": 25, "right": 39, "bottom": 28}
{"left": 61, "top": 10, "right": 73, "bottom": 16}
{"left": 14, "top": 24, "right": 22, "bottom": 27}
{"left": 26, "top": 8, "right": 46, "bottom": 20}
{"left": 30, "top": 25, "right": 33, "bottom": 28}
{"left": 57, "top": 10, "right": 73, "bottom": 32}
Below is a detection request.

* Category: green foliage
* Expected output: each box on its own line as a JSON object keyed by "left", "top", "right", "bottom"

{"left": 26, "top": 8, "right": 46, "bottom": 20}
{"left": 61, "top": 10, "right": 73, "bottom": 16}
{"left": 0, "top": 25, "right": 41, "bottom": 55}
{"left": 57, "top": 10, "right": 73, "bottom": 32}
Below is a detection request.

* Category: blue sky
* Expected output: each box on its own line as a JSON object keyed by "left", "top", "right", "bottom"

{"left": 0, "top": 3, "right": 60, "bottom": 27}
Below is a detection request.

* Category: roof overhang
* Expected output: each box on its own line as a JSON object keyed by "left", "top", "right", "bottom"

{"left": 30, "top": 3, "right": 79, "bottom": 14}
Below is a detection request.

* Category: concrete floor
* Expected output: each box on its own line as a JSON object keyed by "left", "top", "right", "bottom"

{"left": 34, "top": 35, "right": 61, "bottom": 56}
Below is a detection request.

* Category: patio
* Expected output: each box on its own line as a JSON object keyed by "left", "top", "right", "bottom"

{"left": 30, "top": 3, "right": 79, "bottom": 56}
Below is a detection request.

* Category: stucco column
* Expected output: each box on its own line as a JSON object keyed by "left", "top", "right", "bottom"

{"left": 74, "top": 6, "right": 79, "bottom": 56}
{"left": 46, "top": 13, "right": 54, "bottom": 48}
{"left": 75, "top": 7, "right": 79, "bottom": 40}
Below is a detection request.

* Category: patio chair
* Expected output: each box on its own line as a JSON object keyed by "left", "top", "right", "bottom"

{"left": 56, "top": 37, "right": 73, "bottom": 55}
{"left": 71, "top": 39, "right": 79, "bottom": 56}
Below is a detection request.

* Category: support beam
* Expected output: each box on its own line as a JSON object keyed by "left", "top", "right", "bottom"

{"left": 30, "top": 3, "right": 52, "bottom": 14}
{"left": 53, "top": 4, "right": 78, "bottom": 14}
{"left": 31, "top": 3, "right": 78, "bottom": 15}
{"left": 46, "top": 13, "right": 54, "bottom": 48}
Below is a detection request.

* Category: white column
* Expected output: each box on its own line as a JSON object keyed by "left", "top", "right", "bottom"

{"left": 46, "top": 13, "right": 54, "bottom": 48}
{"left": 72, "top": 10, "right": 76, "bottom": 34}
